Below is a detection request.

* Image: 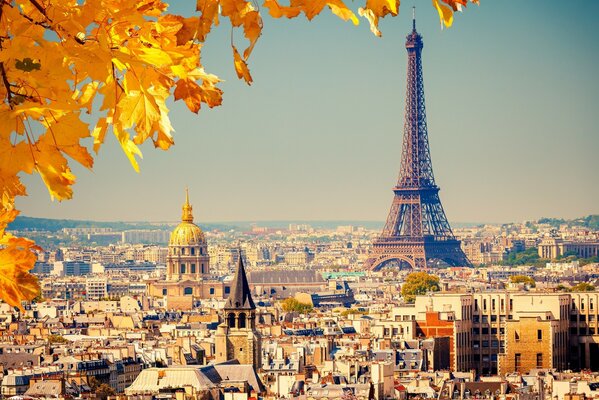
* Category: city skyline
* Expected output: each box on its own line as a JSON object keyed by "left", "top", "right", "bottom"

{"left": 15, "top": 1, "right": 599, "bottom": 223}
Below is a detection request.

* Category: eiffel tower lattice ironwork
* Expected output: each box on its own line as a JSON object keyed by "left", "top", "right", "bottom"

{"left": 365, "top": 16, "right": 471, "bottom": 271}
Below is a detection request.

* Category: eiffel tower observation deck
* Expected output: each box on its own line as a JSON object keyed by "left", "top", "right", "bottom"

{"left": 365, "top": 12, "right": 471, "bottom": 271}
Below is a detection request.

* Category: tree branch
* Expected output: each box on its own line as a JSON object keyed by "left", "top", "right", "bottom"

{"left": 0, "top": 62, "right": 13, "bottom": 108}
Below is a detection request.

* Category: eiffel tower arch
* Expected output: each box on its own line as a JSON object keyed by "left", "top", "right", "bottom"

{"left": 365, "top": 16, "right": 471, "bottom": 271}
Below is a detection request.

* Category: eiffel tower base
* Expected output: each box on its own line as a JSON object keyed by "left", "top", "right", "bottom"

{"left": 364, "top": 237, "right": 470, "bottom": 271}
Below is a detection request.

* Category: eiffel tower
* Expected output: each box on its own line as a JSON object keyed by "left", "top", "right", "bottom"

{"left": 365, "top": 15, "right": 471, "bottom": 271}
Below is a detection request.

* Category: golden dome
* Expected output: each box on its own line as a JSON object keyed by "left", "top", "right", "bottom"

{"left": 169, "top": 189, "right": 206, "bottom": 246}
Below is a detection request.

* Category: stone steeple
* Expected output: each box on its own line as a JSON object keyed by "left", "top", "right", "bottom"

{"left": 215, "top": 254, "right": 261, "bottom": 370}
{"left": 225, "top": 256, "right": 255, "bottom": 310}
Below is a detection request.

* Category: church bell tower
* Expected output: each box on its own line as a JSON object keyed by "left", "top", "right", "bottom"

{"left": 215, "top": 256, "right": 261, "bottom": 369}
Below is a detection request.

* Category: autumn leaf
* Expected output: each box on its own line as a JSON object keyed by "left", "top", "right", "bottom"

{"left": 232, "top": 46, "right": 253, "bottom": 85}
{"left": 42, "top": 113, "right": 94, "bottom": 169}
{"left": 0, "top": 236, "right": 40, "bottom": 310}
{"left": 359, "top": 0, "right": 399, "bottom": 36}
{"left": 433, "top": 0, "right": 454, "bottom": 27}
{"left": 174, "top": 78, "right": 223, "bottom": 113}
{"left": 196, "top": 0, "right": 220, "bottom": 41}
{"left": 263, "top": 0, "right": 302, "bottom": 18}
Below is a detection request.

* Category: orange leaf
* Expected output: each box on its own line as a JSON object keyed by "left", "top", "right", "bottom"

{"left": 176, "top": 16, "right": 200, "bottom": 45}
{"left": 233, "top": 46, "right": 253, "bottom": 85}
{"left": 263, "top": 0, "right": 301, "bottom": 18}
{"left": 243, "top": 11, "right": 263, "bottom": 59}
{"left": 432, "top": 0, "right": 454, "bottom": 27}
{"left": 196, "top": 0, "right": 220, "bottom": 41}
{"left": 174, "top": 78, "right": 223, "bottom": 113}
{"left": 0, "top": 236, "right": 40, "bottom": 310}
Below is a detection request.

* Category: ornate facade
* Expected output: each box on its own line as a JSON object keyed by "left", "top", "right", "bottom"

{"left": 147, "top": 190, "right": 225, "bottom": 310}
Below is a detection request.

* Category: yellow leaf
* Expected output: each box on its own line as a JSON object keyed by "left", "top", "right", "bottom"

{"left": 118, "top": 89, "right": 161, "bottom": 133}
{"left": 42, "top": 114, "right": 94, "bottom": 169}
{"left": 0, "top": 237, "right": 40, "bottom": 310}
{"left": 92, "top": 117, "right": 109, "bottom": 154}
{"left": 432, "top": 0, "right": 454, "bottom": 27}
{"left": 359, "top": 0, "right": 399, "bottom": 36}
{"left": 233, "top": 46, "right": 253, "bottom": 85}
{"left": 358, "top": 8, "right": 381, "bottom": 37}
{"left": 113, "top": 123, "right": 143, "bottom": 172}
{"left": 34, "top": 137, "right": 77, "bottom": 201}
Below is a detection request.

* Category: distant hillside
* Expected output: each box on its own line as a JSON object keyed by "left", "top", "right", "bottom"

{"left": 9, "top": 216, "right": 234, "bottom": 232}
{"left": 537, "top": 215, "right": 599, "bottom": 230}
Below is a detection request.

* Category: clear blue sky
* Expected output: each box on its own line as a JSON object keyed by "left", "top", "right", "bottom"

{"left": 16, "top": 1, "right": 599, "bottom": 223}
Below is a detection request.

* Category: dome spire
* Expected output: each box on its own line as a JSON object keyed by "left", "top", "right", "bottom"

{"left": 182, "top": 187, "right": 194, "bottom": 222}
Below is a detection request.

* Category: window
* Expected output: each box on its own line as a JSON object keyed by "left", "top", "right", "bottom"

{"left": 491, "top": 315, "right": 497, "bottom": 322}
{"left": 201, "top": 263, "right": 204, "bottom": 273}
{"left": 591, "top": 300, "right": 594, "bottom": 310}
{"left": 537, "top": 330, "right": 542, "bottom": 341}
{"left": 181, "top": 248, "right": 185, "bottom": 255}
{"left": 536, "top": 353, "right": 543, "bottom": 368}
{"left": 180, "top": 263, "right": 185, "bottom": 274}
{"left": 184, "top": 287, "right": 193, "bottom": 295}
{"left": 200, "top": 247, "right": 203, "bottom": 255}
{"left": 475, "top": 299, "right": 479, "bottom": 311}
{"left": 515, "top": 353, "right": 521, "bottom": 371}
{"left": 492, "top": 299, "right": 496, "bottom": 310}
{"left": 483, "top": 299, "right": 487, "bottom": 310}
{"left": 191, "top": 264, "right": 196, "bottom": 273}
{"left": 238, "top": 312, "right": 247, "bottom": 328}
{"left": 482, "top": 327, "right": 489, "bottom": 334}
{"left": 191, "top": 248, "right": 195, "bottom": 255}
{"left": 482, "top": 341, "right": 489, "bottom": 348}
{"left": 515, "top": 331, "right": 520, "bottom": 341}
{"left": 510, "top": 299, "right": 513, "bottom": 310}
{"left": 209, "top": 287, "right": 215, "bottom": 295}
{"left": 227, "top": 313, "right": 235, "bottom": 328}
{"left": 225, "top": 286, "right": 230, "bottom": 294}
{"left": 500, "top": 299, "right": 505, "bottom": 311}
{"left": 162, "top": 288, "right": 167, "bottom": 296}
{"left": 581, "top": 301, "right": 585, "bottom": 310}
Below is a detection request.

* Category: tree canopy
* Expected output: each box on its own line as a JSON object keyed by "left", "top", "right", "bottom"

{"left": 509, "top": 275, "right": 535, "bottom": 288}
{"left": 281, "top": 297, "right": 313, "bottom": 314}
{"left": 0, "top": 0, "right": 481, "bottom": 309}
{"left": 571, "top": 282, "right": 595, "bottom": 292}
{"left": 401, "top": 271, "right": 440, "bottom": 303}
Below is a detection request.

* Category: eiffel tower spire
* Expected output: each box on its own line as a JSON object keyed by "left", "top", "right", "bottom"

{"left": 365, "top": 22, "right": 470, "bottom": 270}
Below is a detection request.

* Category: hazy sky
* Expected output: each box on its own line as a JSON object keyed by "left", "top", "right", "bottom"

{"left": 16, "top": 1, "right": 599, "bottom": 223}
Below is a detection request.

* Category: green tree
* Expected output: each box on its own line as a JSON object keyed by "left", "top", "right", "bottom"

{"left": 555, "top": 284, "right": 571, "bottom": 292}
{"left": 509, "top": 275, "right": 535, "bottom": 288}
{"left": 280, "top": 298, "right": 313, "bottom": 314}
{"left": 571, "top": 282, "right": 595, "bottom": 292}
{"left": 401, "top": 272, "right": 440, "bottom": 303}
